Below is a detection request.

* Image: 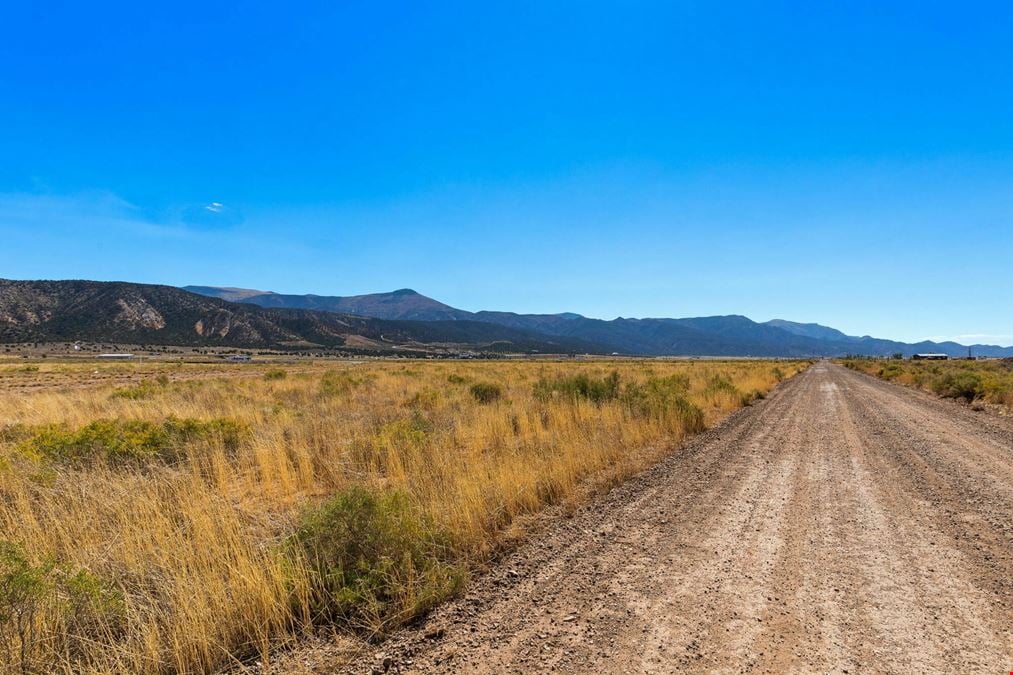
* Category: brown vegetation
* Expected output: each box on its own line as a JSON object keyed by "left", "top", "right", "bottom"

{"left": 0, "top": 358, "right": 805, "bottom": 673}
{"left": 842, "top": 357, "right": 1013, "bottom": 407}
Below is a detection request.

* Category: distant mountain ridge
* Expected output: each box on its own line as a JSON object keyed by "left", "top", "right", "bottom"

{"left": 186, "top": 285, "right": 1013, "bottom": 357}
{"left": 0, "top": 280, "right": 600, "bottom": 354}
{"left": 193, "top": 287, "right": 471, "bottom": 322}
{"left": 763, "top": 319, "right": 856, "bottom": 343}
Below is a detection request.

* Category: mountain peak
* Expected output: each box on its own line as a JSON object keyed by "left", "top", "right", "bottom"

{"left": 764, "top": 319, "right": 854, "bottom": 343}
{"left": 187, "top": 285, "right": 469, "bottom": 322}
{"left": 179, "top": 283, "right": 1013, "bottom": 358}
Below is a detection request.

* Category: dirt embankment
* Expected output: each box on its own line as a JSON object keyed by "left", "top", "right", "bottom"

{"left": 276, "top": 362, "right": 1012, "bottom": 674}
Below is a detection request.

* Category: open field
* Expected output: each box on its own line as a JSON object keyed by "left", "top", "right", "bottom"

{"left": 842, "top": 357, "right": 1013, "bottom": 410}
{"left": 0, "top": 358, "right": 803, "bottom": 673}
{"left": 0, "top": 359, "right": 330, "bottom": 394}
{"left": 310, "top": 362, "right": 1011, "bottom": 674}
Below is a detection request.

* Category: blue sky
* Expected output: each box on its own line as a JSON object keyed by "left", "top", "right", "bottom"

{"left": 2, "top": 2, "right": 1011, "bottom": 345}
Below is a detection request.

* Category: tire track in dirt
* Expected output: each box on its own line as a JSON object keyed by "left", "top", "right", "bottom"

{"left": 833, "top": 366, "right": 1012, "bottom": 667}
{"left": 275, "top": 362, "right": 1012, "bottom": 674}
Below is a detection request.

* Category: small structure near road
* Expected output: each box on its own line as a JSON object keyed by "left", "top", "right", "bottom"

{"left": 97, "top": 353, "right": 135, "bottom": 360}
{"left": 225, "top": 354, "right": 252, "bottom": 362}
{"left": 912, "top": 353, "right": 948, "bottom": 361}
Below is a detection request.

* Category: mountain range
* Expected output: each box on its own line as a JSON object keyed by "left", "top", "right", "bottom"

{"left": 0, "top": 280, "right": 598, "bottom": 354}
{"left": 1, "top": 278, "right": 1009, "bottom": 357}
{"left": 185, "top": 285, "right": 1013, "bottom": 357}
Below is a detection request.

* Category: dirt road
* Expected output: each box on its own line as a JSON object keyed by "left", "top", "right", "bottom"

{"left": 337, "top": 362, "right": 1012, "bottom": 673}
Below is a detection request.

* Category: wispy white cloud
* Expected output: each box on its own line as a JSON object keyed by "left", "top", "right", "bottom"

{"left": 182, "top": 201, "right": 243, "bottom": 229}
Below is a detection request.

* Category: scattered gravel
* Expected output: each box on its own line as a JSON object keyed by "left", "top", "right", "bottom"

{"left": 264, "top": 363, "right": 1012, "bottom": 673}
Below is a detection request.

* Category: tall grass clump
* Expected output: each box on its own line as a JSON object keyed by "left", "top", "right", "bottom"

{"left": 468, "top": 382, "right": 502, "bottom": 404}
{"left": 319, "top": 371, "right": 361, "bottom": 397}
{"left": 533, "top": 370, "right": 620, "bottom": 403}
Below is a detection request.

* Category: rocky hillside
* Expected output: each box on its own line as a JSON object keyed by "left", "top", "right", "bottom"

{"left": 0, "top": 280, "right": 599, "bottom": 353}
{"left": 8, "top": 279, "right": 1011, "bottom": 357}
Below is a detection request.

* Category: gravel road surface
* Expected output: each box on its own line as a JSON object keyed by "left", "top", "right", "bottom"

{"left": 293, "top": 362, "right": 1012, "bottom": 673}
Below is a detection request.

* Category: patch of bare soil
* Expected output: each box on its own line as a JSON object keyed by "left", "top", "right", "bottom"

{"left": 268, "top": 363, "right": 1012, "bottom": 674}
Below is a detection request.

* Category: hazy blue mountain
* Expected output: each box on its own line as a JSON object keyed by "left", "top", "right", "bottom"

{"left": 763, "top": 319, "right": 857, "bottom": 343}
{"left": 184, "top": 284, "right": 1013, "bottom": 357}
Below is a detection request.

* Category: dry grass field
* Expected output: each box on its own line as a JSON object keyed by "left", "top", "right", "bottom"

{"left": 0, "top": 358, "right": 805, "bottom": 673}
{"left": 842, "top": 357, "right": 1013, "bottom": 408}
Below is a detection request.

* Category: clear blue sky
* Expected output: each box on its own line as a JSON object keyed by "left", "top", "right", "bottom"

{"left": 2, "top": 2, "right": 1011, "bottom": 345}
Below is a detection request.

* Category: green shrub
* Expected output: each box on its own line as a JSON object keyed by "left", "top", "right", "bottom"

{"left": 17, "top": 417, "right": 248, "bottom": 464}
{"left": 264, "top": 368, "right": 287, "bottom": 381}
{"left": 110, "top": 381, "right": 157, "bottom": 400}
{"left": 771, "top": 367, "right": 785, "bottom": 382}
{"left": 982, "top": 376, "right": 1013, "bottom": 405}
{"left": 293, "top": 488, "right": 464, "bottom": 632}
{"left": 704, "top": 374, "right": 740, "bottom": 397}
{"left": 878, "top": 363, "right": 905, "bottom": 380}
{"left": 446, "top": 374, "right": 469, "bottom": 384}
{"left": 109, "top": 375, "right": 172, "bottom": 400}
{"left": 533, "top": 371, "right": 621, "bottom": 404}
{"left": 0, "top": 541, "right": 125, "bottom": 673}
{"left": 621, "top": 375, "right": 687, "bottom": 412}
{"left": 469, "top": 382, "right": 502, "bottom": 404}
{"left": 931, "top": 371, "right": 984, "bottom": 402}
{"left": 320, "top": 372, "right": 360, "bottom": 397}
{"left": 377, "top": 412, "right": 433, "bottom": 446}
{"left": 622, "top": 375, "right": 705, "bottom": 433}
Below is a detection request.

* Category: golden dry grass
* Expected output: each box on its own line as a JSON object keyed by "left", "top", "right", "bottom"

{"left": 842, "top": 358, "right": 1013, "bottom": 407}
{"left": 0, "top": 358, "right": 806, "bottom": 673}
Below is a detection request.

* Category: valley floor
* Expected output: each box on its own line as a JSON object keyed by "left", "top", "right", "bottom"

{"left": 276, "top": 362, "right": 1012, "bottom": 673}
